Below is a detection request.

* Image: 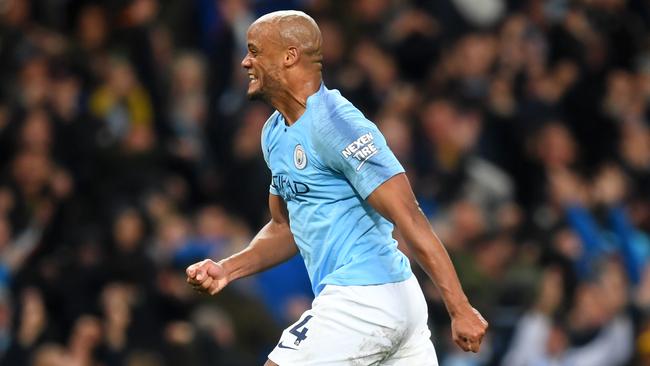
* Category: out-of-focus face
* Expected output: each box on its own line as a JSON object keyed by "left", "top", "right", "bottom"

{"left": 197, "top": 206, "right": 229, "bottom": 239}
{"left": 378, "top": 116, "right": 411, "bottom": 160}
{"left": 21, "top": 109, "right": 52, "bottom": 152}
{"left": 78, "top": 5, "right": 107, "bottom": 50}
{"left": 320, "top": 20, "right": 344, "bottom": 65}
{"left": 173, "top": 54, "right": 205, "bottom": 95}
{"left": 241, "top": 23, "right": 283, "bottom": 101}
{"left": 11, "top": 151, "right": 51, "bottom": 197}
{"left": 113, "top": 209, "right": 144, "bottom": 251}
{"left": 536, "top": 123, "right": 576, "bottom": 168}
{"left": 107, "top": 58, "right": 137, "bottom": 97}
{"left": 70, "top": 315, "right": 102, "bottom": 350}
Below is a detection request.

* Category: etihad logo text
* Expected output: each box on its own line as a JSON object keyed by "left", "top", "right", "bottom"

{"left": 272, "top": 175, "right": 310, "bottom": 202}
{"left": 341, "top": 132, "right": 379, "bottom": 171}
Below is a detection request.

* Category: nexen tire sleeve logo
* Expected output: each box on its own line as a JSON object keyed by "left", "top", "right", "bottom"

{"left": 341, "top": 132, "right": 379, "bottom": 171}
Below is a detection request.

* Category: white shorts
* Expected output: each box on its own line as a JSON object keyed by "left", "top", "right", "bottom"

{"left": 268, "top": 275, "right": 438, "bottom": 365}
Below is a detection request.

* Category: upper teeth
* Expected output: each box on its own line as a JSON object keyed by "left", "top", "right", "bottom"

{"left": 249, "top": 75, "right": 257, "bottom": 80}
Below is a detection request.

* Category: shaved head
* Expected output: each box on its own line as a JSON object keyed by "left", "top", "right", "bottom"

{"left": 242, "top": 10, "right": 323, "bottom": 120}
{"left": 251, "top": 10, "right": 322, "bottom": 62}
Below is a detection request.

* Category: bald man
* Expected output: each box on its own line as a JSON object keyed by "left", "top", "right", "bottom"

{"left": 187, "top": 10, "right": 487, "bottom": 365}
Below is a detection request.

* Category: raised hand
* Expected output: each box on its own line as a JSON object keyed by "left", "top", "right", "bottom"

{"left": 451, "top": 306, "right": 488, "bottom": 353}
{"left": 186, "top": 259, "right": 229, "bottom": 295}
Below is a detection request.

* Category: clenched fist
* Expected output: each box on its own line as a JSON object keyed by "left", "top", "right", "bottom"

{"left": 451, "top": 306, "right": 488, "bottom": 353}
{"left": 186, "top": 259, "right": 229, "bottom": 295}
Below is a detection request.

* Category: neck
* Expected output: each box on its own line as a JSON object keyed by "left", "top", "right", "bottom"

{"left": 270, "top": 76, "right": 321, "bottom": 125}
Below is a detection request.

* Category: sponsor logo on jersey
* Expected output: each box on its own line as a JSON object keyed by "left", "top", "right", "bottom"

{"left": 272, "top": 175, "right": 310, "bottom": 202}
{"left": 341, "top": 132, "right": 379, "bottom": 170}
{"left": 294, "top": 144, "right": 307, "bottom": 169}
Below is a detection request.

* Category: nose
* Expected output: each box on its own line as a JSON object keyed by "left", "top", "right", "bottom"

{"left": 241, "top": 54, "right": 251, "bottom": 69}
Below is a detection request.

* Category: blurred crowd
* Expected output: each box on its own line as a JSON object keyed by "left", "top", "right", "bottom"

{"left": 1, "top": 0, "right": 650, "bottom": 365}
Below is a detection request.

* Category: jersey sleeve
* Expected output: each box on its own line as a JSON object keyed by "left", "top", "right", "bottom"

{"left": 312, "top": 110, "right": 405, "bottom": 199}
{"left": 261, "top": 115, "right": 280, "bottom": 196}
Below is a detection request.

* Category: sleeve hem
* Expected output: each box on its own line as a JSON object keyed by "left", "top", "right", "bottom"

{"left": 359, "top": 169, "right": 405, "bottom": 200}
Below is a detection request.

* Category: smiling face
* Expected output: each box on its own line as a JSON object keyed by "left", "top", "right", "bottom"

{"left": 241, "top": 23, "right": 284, "bottom": 101}
{"left": 240, "top": 11, "right": 323, "bottom": 109}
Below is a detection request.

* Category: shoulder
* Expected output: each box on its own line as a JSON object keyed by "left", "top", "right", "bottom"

{"left": 310, "top": 87, "right": 374, "bottom": 143}
{"left": 261, "top": 111, "right": 282, "bottom": 146}
{"left": 262, "top": 110, "right": 281, "bottom": 136}
{"left": 320, "top": 88, "right": 368, "bottom": 126}
{"left": 308, "top": 88, "right": 390, "bottom": 172}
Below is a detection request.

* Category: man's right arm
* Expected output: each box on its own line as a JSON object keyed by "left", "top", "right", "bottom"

{"left": 186, "top": 194, "right": 297, "bottom": 295}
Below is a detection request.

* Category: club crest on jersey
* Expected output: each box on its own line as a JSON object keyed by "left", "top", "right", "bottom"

{"left": 294, "top": 144, "right": 307, "bottom": 170}
{"left": 341, "top": 132, "right": 379, "bottom": 171}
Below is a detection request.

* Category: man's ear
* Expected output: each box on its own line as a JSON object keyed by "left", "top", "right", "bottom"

{"left": 284, "top": 46, "right": 299, "bottom": 67}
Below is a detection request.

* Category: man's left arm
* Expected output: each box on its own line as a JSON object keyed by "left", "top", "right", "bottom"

{"left": 367, "top": 173, "right": 488, "bottom": 353}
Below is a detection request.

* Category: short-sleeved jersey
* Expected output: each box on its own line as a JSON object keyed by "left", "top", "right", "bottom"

{"left": 261, "top": 83, "right": 412, "bottom": 296}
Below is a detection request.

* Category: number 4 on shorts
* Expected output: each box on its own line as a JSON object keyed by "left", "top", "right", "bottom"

{"left": 289, "top": 315, "right": 313, "bottom": 346}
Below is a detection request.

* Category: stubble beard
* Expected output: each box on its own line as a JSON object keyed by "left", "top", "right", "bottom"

{"left": 247, "top": 74, "right": 282, "bottom": 106}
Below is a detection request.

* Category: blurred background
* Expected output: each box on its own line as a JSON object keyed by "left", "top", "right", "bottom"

{"left": 0, "top": 0, "right": 649, "bottom": 365}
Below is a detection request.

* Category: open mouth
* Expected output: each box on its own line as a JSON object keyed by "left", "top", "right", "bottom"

{"left": 248, "top": 74, "right": 258, "bottom": 83}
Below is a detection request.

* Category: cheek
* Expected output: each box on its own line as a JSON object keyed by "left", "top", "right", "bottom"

{"left": 257, "top": 58, "right": 280, "bottom": 78}
{"left": 257, "top": 63, "right": 270, "bottom": 77}
{"left": 264, "top": 65, "right": 283, "bottom": 84}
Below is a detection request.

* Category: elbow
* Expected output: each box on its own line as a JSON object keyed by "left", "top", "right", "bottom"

{"left": 409, "top": 240, "right": 436, "bottom": 263}
{"left": 397, "top": 211, "right": 435, "bottom": 257}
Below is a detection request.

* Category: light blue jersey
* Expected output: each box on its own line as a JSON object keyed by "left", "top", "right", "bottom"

{"left": 261, "top": 83, "right": 412, "bottom": 296}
